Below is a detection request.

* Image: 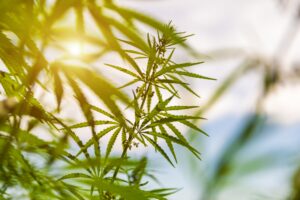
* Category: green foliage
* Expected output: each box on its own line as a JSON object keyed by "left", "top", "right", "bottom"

{"left": 0, "top": 0, "right": 212, "bottom": 199}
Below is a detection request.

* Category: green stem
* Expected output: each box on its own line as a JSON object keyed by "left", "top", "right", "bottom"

{"left": 110, "top": 47, "right": 162, "bottom": 183}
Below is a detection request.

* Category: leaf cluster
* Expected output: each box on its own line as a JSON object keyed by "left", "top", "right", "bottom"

{"left": 0, "top": 0, "right": 212, "bottom": 199}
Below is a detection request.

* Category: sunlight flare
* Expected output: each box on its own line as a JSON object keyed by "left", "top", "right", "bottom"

{"left": 66, "top": 41, "right": 83, "bottom": 56}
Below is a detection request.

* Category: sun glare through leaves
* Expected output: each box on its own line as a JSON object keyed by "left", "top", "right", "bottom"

{"left": 65, "top": 41, "right": 83, "bottom": 57}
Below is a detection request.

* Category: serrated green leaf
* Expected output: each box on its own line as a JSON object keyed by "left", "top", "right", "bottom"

{"left": 58, "top": 63, "right": 129, "bottom": 125}
{"left": 141, "top": 95, "right": 174, "bottom": 128}
{"left": 155, "top": 62, "right": 203, "bottom": 77}
{"left": 53, "top": 117, "right": 93, "bottom": 164}
{"left": 105, "top": 128, "right": 121, "bottom": 161}
{"left": 119, "top": 39, "right": 145, "bottom": 51}
{"left": 65, "top": 74, "right": 100, "bottom": 161}
{"left": 52, "top": 69, "right": 64, "bottom": 111}
{"left": 90, "top": 105, "right": 118, "bottom": 121}
{"left": 118, "top": 78, "right": 139, "bottom": 89}
{"left": 165, "top": 105, "right": 198, "bottom": 111}
{"left": 59, "top": 173, "right": 91, "bottom": 181}
{"left": 156, "top": 78, "right": 188, "bottom": 85}
{"left": 144, "top": 131, "right": 200, "bottom": 160}
{"left": 143, "top": 135, "right": 174, "bottom": 167}
{"left": 158, "top": 125, "right": 177, "bottom": 163}
{"left": 105, "top": 64, "right": 141, "bottom": 78}
{"left": 174, "top": 70, "right": 216, "bottom": 80}
{"left": 154, "top": 85, "right": 163, "bottom": 102}
{"left": 166, "top": 74, "right": 200, "bottom": 97}
{"left": 179, "top": 120, "right": 209, "bottom": 136}
{"left": 158, "top": 82, "right": 179, "bottom": 97}
{"left": 76, "top": 126, "right": 118, "bottom": 157}
{"left": 104, "top": 16, "right": 148, "bottom": 53}
{"left": 165, "top": 123, "right": 188, "bottom": 144}
{"left": 89, "top": 179, "right": 164, "bottom": 200}
{"left": 124, "top": 49, "right": 147, "bottom": 56}
{"left": 147, "top": 114, "right": 203, "bottom": 128}
{"left": 68, "top": 120, "right": 117, "bottom": 129}
{"left": 146, "top": 84, "right": 153, "bottom": 112}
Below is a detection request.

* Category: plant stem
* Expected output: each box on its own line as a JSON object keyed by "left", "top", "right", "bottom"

{"left": 110, "top": 82, "right": 152, "bottom": 183}
{"left": 110, "top": 45, "right": 162, "bottom": 183}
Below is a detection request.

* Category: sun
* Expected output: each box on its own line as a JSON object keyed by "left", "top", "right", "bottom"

{"left": 66, "top": 41, "right": 83, "bottom": 56}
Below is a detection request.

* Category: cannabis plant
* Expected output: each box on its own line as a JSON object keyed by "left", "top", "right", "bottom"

{"left": 0, "top": 0, "right": 212, "bottom": 199}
